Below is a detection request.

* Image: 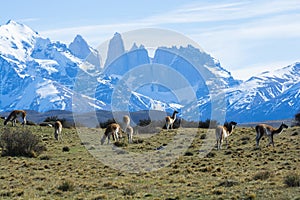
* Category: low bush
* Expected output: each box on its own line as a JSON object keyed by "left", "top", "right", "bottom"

{"left": 0, "top": 128, "right": 45, "bottom": 157}
{"left": 57, "top": 180, "right": 74, "bottom": 191}
{"left": 114, "top": 141, "right": 127, "bottom": 147}
{"left": 137, "top": 119, "right": 165, "bottom": 133}
{"left": 253, "top": 171, "right": 272, "bottom": 180}
{"left": 284, "top": 173, "right": 300, "bottom": 187}
{"left": 62, "top": 146, "right": 70, "bottom": 152}
{"left": 293, "top": 112, "right": 300, "bottom": 126}
{"left": 218, "top": 179, "right": 239, "bottom": 187}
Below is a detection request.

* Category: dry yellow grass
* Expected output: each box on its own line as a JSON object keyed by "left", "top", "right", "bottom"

{"left": 0, "top": 119, "right": 300, "bottom": 199}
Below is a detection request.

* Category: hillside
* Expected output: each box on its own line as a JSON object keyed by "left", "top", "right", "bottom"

{"left": 0, "top": 120, "right": 299, "bottom": 199}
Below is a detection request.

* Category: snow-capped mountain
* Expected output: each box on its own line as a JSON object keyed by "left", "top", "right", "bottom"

{"left": 225, "top": 63, "right": 300, "bottom": 122}
{"left": 0, "top": 20, "right": 38, "bottom": 62}
{"left": 104, "top": 32, "right": 125, "bottom": 67}
{"left": 97, "top": 35, "right": 240, "bottom": 120}
{"left": 0, "top": 20, "right": 105, "bottom": 112}
{"left": 69, "top": 34, "right": 101, "bottom": 71}
{"left": 0, "top": 20, "right": 299, "bottom": 123}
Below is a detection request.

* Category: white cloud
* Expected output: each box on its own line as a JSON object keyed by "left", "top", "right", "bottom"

{"left": 40, "top": 22, "right": 154, "bottom": 46}
{"left": 180, "top": 1, "right": 300, "bottom": 80}
{"left": 140, "top": 0, "right": 300, "bottom": 26}
{"left": 17, "top": 18, "right": 40, "bottom": 23}
{"left": 38, "top": 0, "right": 300, "bottom": 81}
{"left": 40, "top": 0, "right": 300, "bottom": 44}
{"left": 231, "top": 60, "right": 299, "bottom": 81}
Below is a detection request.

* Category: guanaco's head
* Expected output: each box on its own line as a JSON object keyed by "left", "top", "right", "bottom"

{"left": 230, "top": 121, "right": 237, "bottom": 127}
{"left": 171, "top": 110, "right": 179, "bottom": 116}
{"left": 281, "top": 122, "right": 288, "bottom": 129}
{"left": 224, "top": 121, "right": 237, "bottom": 134}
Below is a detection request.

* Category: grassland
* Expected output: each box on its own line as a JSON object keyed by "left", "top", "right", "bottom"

{"left": 0, "top": 119, "right": 299, "bottom": 200}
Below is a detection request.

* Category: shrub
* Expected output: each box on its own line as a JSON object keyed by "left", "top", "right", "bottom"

{"left": 0, "top": 129, "right": 45, "bottom": 157}
{"left": 138, "top": 119, "right": 151, "bottom": 127}
{"left": 205, "top": 152, "right": 216, "bottom": 158}
{"left": 198, "top": 119, "right": 218, "bottom": 129}
{"left": 253, "top": 171, "right": 272, "bottom": 180}
{"left": 114, "top": 141, "right": 127, "bottom": 147}
{"left": 179, "top": 119, "right": 198, "bottom": 128}
{"left": 200, "top": 134, "right": 207, "bottom": 139}
{"left": 57, "top": 180, "right": 74, "bottom": 191}
{"left": 292, "top": 112, "right": 300, "bottom": 126}
{"left": 184, "top": 151, "right": 194, "bottom": 156}
{"left": 62, "top": 146, "right": 70, "bottom": 152}
{"left": 61, "top": 121, "right": 74, "bottom": 129}
{"left": 92, "top": 194, "right": 107, "bottom": 200}
{"left": 44, "top": 116, "right": 58, "bottom": 123}
{"left": 137, "top": 120, "right": 165, "bottom": 133}
{"left": 122, "top": 188, "right": 136, "bottom": 196}
{"left": 26, "top": 120, "right": 37, "bottom": 126}
{"left": 133, "top": 138, "right": 144, "bottom": 144}
{"left": 218, "top": 179, "right": 239, "bottom": 187}
{"left": 39, "top": 155, "right": 51, "bottom": 160}
{"left": 284, "top": 174, "right": 300, "bottom": 187}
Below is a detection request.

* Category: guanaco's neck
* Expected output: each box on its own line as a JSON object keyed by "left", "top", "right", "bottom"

{"left": 274, "top": 124, "right": 284, "bottom": 135}
{"left": 171, "top": 112, "right": 177, "bottom": 120}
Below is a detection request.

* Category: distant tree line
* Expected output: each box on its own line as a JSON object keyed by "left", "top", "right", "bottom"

{"left": 98, "top": 117, "right": 219, "bottom": 132}
{"left": 293, "top": 112, "right": 300, "bottom": 126}
{"left": 42, "top": 116, "right": 73, "bottom": 128}
{"left": 98, "top": 118, "right": 116, "bottom": 128}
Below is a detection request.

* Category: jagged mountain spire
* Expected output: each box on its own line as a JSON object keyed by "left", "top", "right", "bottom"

{"left": 69, "top": 34, "right": 91, "bottom": 59}
{"left": 104, "top": 32, "right": 125, "bottom": 67}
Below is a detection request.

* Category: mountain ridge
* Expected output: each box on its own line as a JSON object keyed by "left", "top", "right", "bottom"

{"left": 0, "top": 20, "right": 299, "bottom": 123}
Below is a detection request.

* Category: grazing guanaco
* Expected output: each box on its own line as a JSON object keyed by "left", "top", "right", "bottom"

{"left": 101, "top": 123, "right": 122, "bottom": 145}
{"left": 4, "top": 110, "right": 27, "bottom": 126}
{"left": 255, "top": 122, "right": 288, "bottom": 148}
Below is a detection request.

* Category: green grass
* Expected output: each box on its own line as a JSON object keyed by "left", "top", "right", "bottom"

{"left": 0, "top": 119, "right": 299, "bottom": 199}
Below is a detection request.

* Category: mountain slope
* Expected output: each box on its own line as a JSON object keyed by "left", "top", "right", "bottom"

{"left": 0, "top": 20, "right": 299, "bottom": 123}
{"left": 0, "top": 20, "right": 105, "bottom": 112}
{"left": 225, "top": 62, "right": 300, "bottom": 122}
{"left": 69, "top": 34, "right": 101, "bottom": 71}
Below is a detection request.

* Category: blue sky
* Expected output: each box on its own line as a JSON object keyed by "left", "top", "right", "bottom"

{"left": 1, "top": 0, "right": 300, "bottom": 80}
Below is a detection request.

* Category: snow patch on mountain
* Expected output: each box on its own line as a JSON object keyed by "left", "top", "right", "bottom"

{"left": 0, "top": 20, "right": 38, "bottom": 61}
{"left": 0, "top": 20, "right": 106, "bottom": 112}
